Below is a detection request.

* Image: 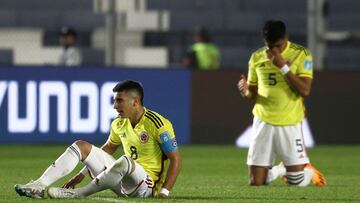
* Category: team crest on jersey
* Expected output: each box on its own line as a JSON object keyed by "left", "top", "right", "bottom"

{"left": 139, "top": 131, "right": 149, "bottom": 143}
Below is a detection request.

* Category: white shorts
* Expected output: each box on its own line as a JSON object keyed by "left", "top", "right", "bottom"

{"left": 247, "top": 116, "right": 310, "bottom": 167}
{"left": 83, "top": 146, "right": 152, "bottom": 197}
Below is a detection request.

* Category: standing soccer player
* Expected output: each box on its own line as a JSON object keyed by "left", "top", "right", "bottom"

{"left": 237, "top": 20, "right": 326, "bottom": 186}
{"left": 15, "top": 80, "right": 181, "bottom": 198}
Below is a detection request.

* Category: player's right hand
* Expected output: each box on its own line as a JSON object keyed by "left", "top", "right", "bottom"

{"left": 237, "top": 74, "right": 248, "bottom": 93}
{"left": 266, "top": 48, "right": 287, "bottom": 68}
{"left": 62, "top": 173, "right": 85, "bottom": 189}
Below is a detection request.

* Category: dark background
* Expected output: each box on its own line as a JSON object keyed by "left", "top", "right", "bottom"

{"left": 191, "top": 70, "right": 360, "bottom": 144}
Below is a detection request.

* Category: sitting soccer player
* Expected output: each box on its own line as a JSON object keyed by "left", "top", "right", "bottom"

{"left": 238, "top": 20, "right": 326, "bottom": 187}
{"left": 14, "top": 80, "right": 182, "bottom": 199}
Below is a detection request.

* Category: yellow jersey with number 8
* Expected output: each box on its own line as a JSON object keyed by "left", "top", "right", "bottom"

{"left": 107, "top": 107, "right": 177, "bottom": 196}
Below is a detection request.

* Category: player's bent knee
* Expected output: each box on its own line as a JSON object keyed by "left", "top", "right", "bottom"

{"left": 73, "top": 140, "right": 92, "bottom": 160}
{"left": 249, "top": 180, "right": 266, "bottom": 186}
{"left": 248, "top": 167, "right": 268, "bottom": 186}
{"left": 249, "top": 176, "right": 266, "bottom": 186}
{"left": 110, "top": 155, "right": 133, "bottom": 176}
{"left": 74, "top": 140, "right": 91, "bottom": 149}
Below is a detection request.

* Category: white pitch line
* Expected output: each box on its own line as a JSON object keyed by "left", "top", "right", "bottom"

{"left": 92, "top": 197, "right": 150, "bottom": 203}
{"left": 92, "top": 197, "right": 134, "bottom": 203}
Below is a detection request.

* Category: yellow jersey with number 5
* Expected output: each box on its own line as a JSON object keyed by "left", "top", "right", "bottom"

{"left": 247, "top": 41, "right": 313, "bottom": 125}
{"left": 107, "top": 107, "right": 177, "bottom": 196}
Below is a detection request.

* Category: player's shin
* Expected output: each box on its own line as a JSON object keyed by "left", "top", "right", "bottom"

{"left": 75, "top": 155, "right": 131, "bottom": 197}
{"left": 36, "top": 143, "right": 82, "bottom": 186}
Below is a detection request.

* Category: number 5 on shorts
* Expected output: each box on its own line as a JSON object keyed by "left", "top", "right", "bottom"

{"left": 296, "top": 139, "right": 304, "bottom": 152}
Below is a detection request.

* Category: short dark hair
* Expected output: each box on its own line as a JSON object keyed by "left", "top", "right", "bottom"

{"left": 262, "top": 20, "right": 287, "bottom": 44}
{"left": 195, "top": 27, "right": 212, "bottom": 43}
{"left": 113, "top": 80, "right": 144, "bottom": 105}
{"left": 60, "top": 26, "right": 77, "bottom": 38}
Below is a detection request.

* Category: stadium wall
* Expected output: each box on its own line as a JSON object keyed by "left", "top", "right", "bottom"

{"left": 0, "top": 67, "right": 191, "bottom": 144}
{"left": 1, "top": 67, "right": 359, "bottom": 145}
{"left": 191, "top": 70, "right": 360, "bottom": 145}
{"left": 191, "top": 70, "right": 253, "bottom": 144}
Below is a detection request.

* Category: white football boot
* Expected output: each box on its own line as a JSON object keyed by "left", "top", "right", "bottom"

{"left": 14, "top": 180, "right": 46, "bottom": 199}
{"left": 48, "top": 187, "right": 80, "bottom": 199}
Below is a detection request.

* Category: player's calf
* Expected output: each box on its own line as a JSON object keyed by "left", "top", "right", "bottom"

{"left": 74, "top": 155, "right": 133, "bottom": 197}
{"left": 97, "top": 155, "right": 133, "bottom": 187}
{"left": 285, "top": 169, "right": 313, "bottom": 187}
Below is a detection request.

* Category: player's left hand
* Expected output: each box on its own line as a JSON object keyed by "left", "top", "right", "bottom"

{"left": 62, "top": 173, "right": 85, "bottom": 189}
{"left": 237, "top": 74, "right": 248, "bottom": 93}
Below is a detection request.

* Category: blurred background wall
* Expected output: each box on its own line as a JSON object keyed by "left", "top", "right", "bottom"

{"left": 0, "top": 0, "right": 359, "bottom": 144}
{"left": 1, "top": 0, "right": 360, "bottom": 69}
{"left": 0, "top": 67, "right": 191, "bottom": 144}
{"left": 191, "top": 70, "right": 360, "bottom": 144}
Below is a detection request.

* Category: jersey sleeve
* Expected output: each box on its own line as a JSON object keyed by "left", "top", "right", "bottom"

{"left": 296, "top": 52, "right": 313, "bottom": 79}
{"left": 155, "top": 120, "right": 178, "bottom": 154}
{"left": 247, "top": 54, "right": 258, "bottom": 86}
{"left": 107, "top": 119, "right": 122, "bottom": 145}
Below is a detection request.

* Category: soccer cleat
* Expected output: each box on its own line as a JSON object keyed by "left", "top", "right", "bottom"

{"left": 277, "top": 162, "right": 289, "bottom": 185}
{"left": 48, "top": 187, "right": 80, "bottom": 199}
{"left": 305, "top": 163, "right": 327, "bottom": 187}
{"left": 14, "top": 180, "right": 45, "bottom": 199}
{"left": 279, "top": 175, "right": 288, "bottom": 185}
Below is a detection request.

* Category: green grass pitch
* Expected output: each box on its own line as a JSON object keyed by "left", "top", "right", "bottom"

{"left": 1, "top": 144, "right": 359, "bottom": 203}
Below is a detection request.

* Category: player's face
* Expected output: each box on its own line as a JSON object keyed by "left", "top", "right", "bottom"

{"left": 113, "top": 91, "right": 136, "bottom": 118}
{"left": 265, "top": 37, "right": 288, "bottom": 53}
{"left": 59, "top": 35, "right": 75, "bottom": 46}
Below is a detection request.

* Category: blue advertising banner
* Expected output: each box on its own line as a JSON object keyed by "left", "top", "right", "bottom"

{"left": 0, "top": 67, "right": 191, "bottom": 144}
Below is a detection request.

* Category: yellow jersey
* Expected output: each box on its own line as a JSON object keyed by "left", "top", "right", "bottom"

{"left": 108, "top": 107, "right": 177, "bottom": 196}
{"left": 247, "top": 41, "right": 313, "bottom": 125}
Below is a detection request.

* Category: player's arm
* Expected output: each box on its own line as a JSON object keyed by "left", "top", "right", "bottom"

{"left": 238, "top": 74, "right": 258, "bottom": 100}
{"left": 157, "top": 129, "right": 182, "bottom": 197}
{"left": 267, "top": 48, "right": 312, "bottom": 97}
{"left": 283, "top": 73, "right": 312, "bottom": 97}
{"left": 159, "top": 149, "right": 182, "bottom": 197}
{"left": 101, "top": 141, "right": 119, "bottom": 155}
